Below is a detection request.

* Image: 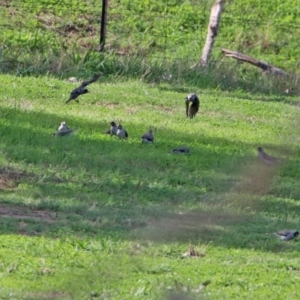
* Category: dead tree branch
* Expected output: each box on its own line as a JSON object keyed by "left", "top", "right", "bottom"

{"left": 221, "top": 48, "right": 289, "bottom": 76}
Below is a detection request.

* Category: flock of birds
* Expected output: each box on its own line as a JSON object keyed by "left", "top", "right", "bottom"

{"left": 53, "top": 74, "right": 299, "bottom": 241}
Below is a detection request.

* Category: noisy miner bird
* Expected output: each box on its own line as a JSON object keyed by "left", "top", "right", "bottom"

{"left": 106, "top": 121, "right": 118, "bottom": 136}
{"left": 65, "top": 73, "right": 102, "bottom": 104}
{"left": 257, "top": 147, "right": 281, "bottom": 165}
{"left": 53, "top": 121, "right": 75, "bottom": 137}
{"left": 273, "top": 230, "right": 299, "bottom": 241}
{"left": 141, "top": 129, "right": 154, "bottom": 143}
{"left": 186, "top": 93, "right": 200, "bottom": 119}
{"left": 171, "top": 146, "right": 190, "bottom": 154}
{"left": 116, "top": 124, "right": 128, "bottom": 139}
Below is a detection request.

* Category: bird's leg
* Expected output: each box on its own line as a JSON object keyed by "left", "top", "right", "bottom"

{"left": 185, "top": 100, "right": 190, "bottom": 117}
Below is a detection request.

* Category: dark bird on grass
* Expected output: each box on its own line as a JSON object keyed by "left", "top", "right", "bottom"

{"left": 106, "top": 121, "right": 118, "bottom": 136}
{"left": 186, "top": 93, "right": 200, "bottom": 119}
{"left": 141, "top": 129, "right": 154, "bottom": 143}
{"left": 171, "top": 146, "right": 190, "bottom": 154}
{"left": 116, "top": 124, "right": 128, "bottom": 139}
{"left": 65, "top": 73, "right": 102, "bottom": 104}
{"left": 53, "top": 121, "right": 76, "bottom": 137}
{"left": 257, "top": 147, "right": 281, "bottom": 165}
{"left": 273, "top": 230, "right": 299, "bottom": 241}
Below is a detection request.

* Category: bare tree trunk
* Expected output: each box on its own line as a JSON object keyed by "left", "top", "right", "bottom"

{"left": 191, "top": 0, "right": 224, "bottom": 69}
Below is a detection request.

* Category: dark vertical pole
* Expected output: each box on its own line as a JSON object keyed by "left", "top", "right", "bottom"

{"left": 99, "top": 0, "right": 108, "bottom": 52}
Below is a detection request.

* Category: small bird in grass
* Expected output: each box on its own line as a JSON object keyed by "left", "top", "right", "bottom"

{"left": 58, "top": 121, "right": 69, "bottom": 132}
{"left": 141, "top": 129, "right": 154, "bottom": 143}
{"left": 186, "top": 93, "right": 200, "bottom": 119}
{"left": 116, "top": 124, "right": 128, "bottom": 139}
{"left": 171, "top": 146, "right": 190, "bottom": 154}
{"left": 273, "top": 230, "right": 299, "bottom": 241}
{"left": 53, "top": 121, "right": 76, "bottom": 137}
{"left": 257, "top": 147, "right": 281, "bottom": 165}
{"left": 65, "top": 73, "right": 102, "bottom": 104}
{"left": 106, "top": 121, "right": 118, "bottom": 136}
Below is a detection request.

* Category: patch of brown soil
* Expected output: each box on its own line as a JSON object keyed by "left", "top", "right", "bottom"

{"left": 0, "top": 167, "right": 33, "bottom": 190}
{"left": 0, "top": 204, "right": 56, "bottom": 222}
{"left": 234, "top": 162, "right": 279, "bottom": 195}
{"left": 143, "top": 211, "right": 244, "bottom": 242}
{"left": 23, "top": 291, "right": 68, "bottom": 300}
{"left": 103, "top": 102, "right": 120, "bottom": 109}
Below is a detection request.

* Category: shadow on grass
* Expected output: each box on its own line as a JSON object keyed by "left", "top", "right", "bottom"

{"left": 0, "top": 106, "right": 299, "bottom": 252}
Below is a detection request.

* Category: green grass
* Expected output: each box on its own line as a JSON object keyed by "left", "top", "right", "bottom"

{"left": 1, "top": 0, "right": 300, "bottom": 80}
{"left": 1, "top": 1, "right": 300, "bottom": 299}
{"left": 0, "top": 74, "right": 300, "bottom": 299}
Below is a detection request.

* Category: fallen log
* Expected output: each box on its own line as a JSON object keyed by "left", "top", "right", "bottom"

{"left": 221, "top": 48, "right": 288, "bottom": 76}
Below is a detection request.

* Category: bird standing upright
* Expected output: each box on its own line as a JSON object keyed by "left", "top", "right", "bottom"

{"left": 257, "top": 147, "right": 281, "bottom": 165}
{"left": 116, "top": 124, "right": 128, "bottom": 139}
{"left": 186, "top": 93, "right": 200, "bottom": 119}
{"left": 106, "top": 121, "right": 118, "bottom": 136}
{"left": 141, "top": 129, "right": 154, "bottom": 143}
{"left": 65, "top": 73, "right": 102, "bottom": 104}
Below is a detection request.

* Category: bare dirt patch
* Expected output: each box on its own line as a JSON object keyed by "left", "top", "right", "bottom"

{"left": 23, "top": 291, "right": 69, "bottom": 300}
{"left": 0, "top": 204, "right": 56, "bottom": 222}
{"left": 234, "top": 161, "right": 279, "bottom": 195}
{"left": 142, "top": 211, "right": 245, "bottom": 242}
{"left": 103, "top": 102, "right": 120, "bottom": 109}
{"left": 0, "top": 167, "right": 34, "bottom": 190}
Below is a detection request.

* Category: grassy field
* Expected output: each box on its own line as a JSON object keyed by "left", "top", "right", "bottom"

{"left": 0, "top": 1, "right": 300, "bottom": 299}
{"left": 1, "top": 0, "right": 300, "bottom": 79}
{"left": 0, "top": 73, "right": 300, "bottom": 299}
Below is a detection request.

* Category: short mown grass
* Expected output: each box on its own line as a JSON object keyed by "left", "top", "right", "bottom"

{"left": 0, "top": 74, "right": 300, "bottom": 299}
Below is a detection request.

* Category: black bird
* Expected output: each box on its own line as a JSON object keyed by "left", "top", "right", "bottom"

{"left": 257, "top": 147, "right": 281, "bottom": 165}
{"left": 141, "top": 129, "right": 154, "bottom": 143}
{"left": 53, "top": 121, "right": 75, "bottom": 137}
{"left": 65, "top": 73, "right": 102, "bottom": 104}
{"left": 171, "top": 146, "right": 190, "bottom": 154}
{"left": 106, "top": 121, "right": 118, "bottom": 136}
{"left": 186, "top": 93, "right": 200, "bottom": 119}
{"left": 273, "top": 230, "right": 299, "bottom": 241}
{"left": 116, "top": 124, "right": 128, "bottom": 139}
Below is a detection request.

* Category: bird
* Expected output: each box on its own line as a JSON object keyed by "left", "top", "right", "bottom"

{"left": 53, "top": 121, "right": 75, "bottom": 137}
{"left": 106, "top": 121, "right": 118, "bottom": 136}
{"left": 65, "top": 73, "right": 102, "bottom": 104}
{"left": 171, "top": 146, "right": 190, "bottom": 154}
{"left": 186, "top": 93, "right": 200, "bottom": 119}
{"left": 58, "top": 121, "right": 69, "bottom": 132}
{"left": 116, "top": 124, "right": 128, "bottom": 139}
{"left": 273, "top": 230, "right": 299, "bottom": 241}
{"left": 141, "top": 129, "right": 154, "bottom": 143}
{"left": 257, "top": 147, "right": 281, "bottom": 165}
